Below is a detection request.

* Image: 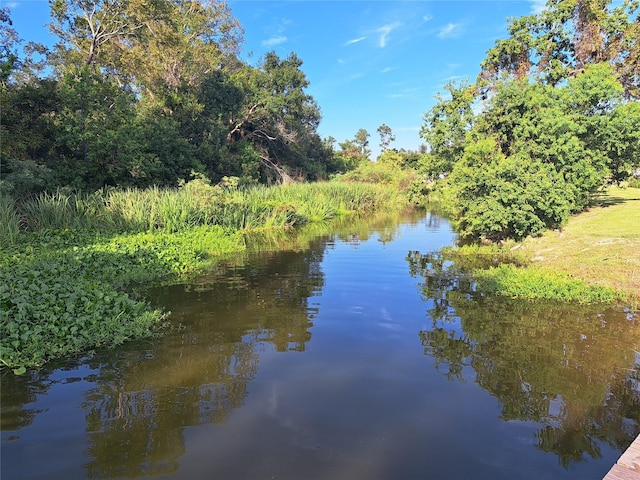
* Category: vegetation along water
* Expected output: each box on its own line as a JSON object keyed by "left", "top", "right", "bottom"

{"left": 1, "top": 209, "right": 639, "bottom": 479}
{"left": 1, "top": 0, "right": 639, "bottom": 477}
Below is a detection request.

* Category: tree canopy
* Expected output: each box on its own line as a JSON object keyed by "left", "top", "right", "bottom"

{"left": 420, "top": 0, "right": 640, "bottom": 242}
{"left": 1, "top": 0, "right": 342, "bottom": 195}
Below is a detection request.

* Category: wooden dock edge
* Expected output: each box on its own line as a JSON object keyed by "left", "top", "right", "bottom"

{"left": 604, "top": 435, "right": 640, "bottom": 480}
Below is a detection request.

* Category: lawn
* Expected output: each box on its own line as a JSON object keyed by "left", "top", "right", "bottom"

{"left": 519, "top": 186, "right": 640, "bottom": 303}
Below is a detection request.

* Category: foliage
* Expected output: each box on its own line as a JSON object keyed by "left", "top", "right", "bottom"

{"left": 418, "top": 0, "right": 639, "bottom": 242}
{"left": 0, "top": 180, "right": 406, "bottom": 373}
{"left": 1, "top": 2, "right": 341, "bottom": 195}
{"left": 0, "top": 193, "right": 21, "bottom": 245}
{"left": 225, "top": 52, "right": 327, "bottom": 183}
{"left": 425, "top": 68, "right": 637, "bottom": 241}
{"left": 376, "top": 124, "right": 396, "bottom": 152}
{"left": 473, "top": 264, "right": 623, "bottom": 304}
{"left": 445, "top": 138, "right": 573, "bottom": 241}
{"left": 419, "top": 80, "right": 475, "bottom": 178}
{"left": 0, "top": 7, "right": 20, "bottom": 87}
{"left": 479, "top": 0, "right": 639, "bottom": 97}
{"left": 338, "top": 160, "right": 417, "bottom": 190}
{"left": 0, "top": 223, "right": 245, "bottom": 372}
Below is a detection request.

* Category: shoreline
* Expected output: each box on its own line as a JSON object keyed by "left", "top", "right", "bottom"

{"left": 519, "top": 186, "right": 640, "bottom": 306}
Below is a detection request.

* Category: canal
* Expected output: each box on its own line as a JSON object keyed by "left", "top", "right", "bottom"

{"left": 1, "top": 209, "right": 639, "bottom": 479}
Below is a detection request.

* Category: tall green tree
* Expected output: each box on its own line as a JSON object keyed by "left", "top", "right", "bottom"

{"left": 225, "top": 52, "right": 323, "bottom": 182}
{"left": 376, "top": 124, "right": 395, "bottom": 153}
{"left": 421, "top": 0, "right": 640, "bottom": 242}
{"left": 479, "top": 0, "right": 639, "bottom": 97}
{"left": 353, "top": 128, "right": 371, "bottom": 159}
{"left": 419, "top": 80, "right": 475, "bottom": 178}
{"left": 0, "top": 8, "right": 20, "bottom": 87}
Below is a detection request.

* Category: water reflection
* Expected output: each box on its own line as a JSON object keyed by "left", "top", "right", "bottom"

{"left": 78, "top": 239, "right": 331, "bottom": 477}
{"left": 407, "top": 249, "right": 640, "bottom": 466}
{"left": 2, "top": 209, "right": 640, "bottom": 480}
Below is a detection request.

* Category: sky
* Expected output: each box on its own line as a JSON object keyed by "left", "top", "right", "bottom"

{"left": 3, "top": 0, "right": 544, "bottom": 158}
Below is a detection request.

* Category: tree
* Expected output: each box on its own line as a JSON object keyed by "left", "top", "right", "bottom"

{"left": 478, "top": 0, "right": 639, "bottom": 97}
{"left": 420, "top": 0, "right": 640, "bottom": 241}
{"left": 336, "top": 139, "right": 367, "bottom": 171}
{"left": 441, "top": 63, "right": 636, "bottom": 241}
{"left": 0, "top": 8, "right": 20, "bottom": 88}
{"left": 376, "top": 124, "right": 395, "bottom": 152}
{"left": 353, "top": 128, "right": 371, "bottom": 159}
{"left": 419, "top": 80, "right": 475, "bottom": 177}
{"left": 445, "top": 138, "right": 573, "bottom": 241}
{"left": 225, "top": 51, "right": 323, "bottom": 183}
{"left": 48, "top": 0, "right": 243, "bottom": 92}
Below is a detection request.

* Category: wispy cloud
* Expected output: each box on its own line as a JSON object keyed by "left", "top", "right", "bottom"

{"left": 376, "top": 21, "right": 402, "bottom": 48}
{"left": 438, "top": 23, "right": 464, "bottom": 39}
{"left": 262, "top": 36, "right": 287, "bottom": 47}
{"left": 380, "top": 66, "right": 397, "bottom": 74}
{"left": 530, "top": 0, "right": 547, "bottom": 14}
{"left": 346, "top": 36, "right": 366, "bottom": 46}
{"left": 423, "top": 14, "right": 433, "bottom": 23}
{"left": 260, "top": 16, "right": 293, "bottom": 48}
{"left": 386, "top": 86, "right": 420, "bottom": 99}
{"left": 439, "top": 74, "right": 468, "bottom": 83}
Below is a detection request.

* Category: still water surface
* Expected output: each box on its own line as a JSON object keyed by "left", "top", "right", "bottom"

{"left": 2, "top": 210, "right": 639, "bottom": 479}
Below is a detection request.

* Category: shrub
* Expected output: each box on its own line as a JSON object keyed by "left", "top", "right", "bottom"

{"left": 445, "top": 138, "right": 573, "bottom": 241}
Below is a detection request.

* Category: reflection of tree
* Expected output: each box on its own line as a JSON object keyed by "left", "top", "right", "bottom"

{"left": 408, "top": 249, "right": 640, "bottom": 466}
{"left": 0, "top": 370, "right": 52, "bottom": 432}
{"left": 81, "top": 239, "right": 329, "bottom": 478}
{"left": 83, "top": 340, "right": 257, "bottom": 477}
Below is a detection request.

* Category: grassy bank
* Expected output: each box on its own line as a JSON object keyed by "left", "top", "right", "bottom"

{"left": 0, "top": 179, "right": 406, "bottom": 373}
{"left": 463, "top": 186, "right": 640, "bottom": 307}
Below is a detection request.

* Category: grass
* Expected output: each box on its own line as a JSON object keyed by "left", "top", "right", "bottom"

{"left": 473, "top": 263, "right": 623, "bottom": 304}
{"left": 518, "top": 186, "right": 640, "bottom": 304}
{"left": 461, "top": 186, "right": 640, "bottom": 306}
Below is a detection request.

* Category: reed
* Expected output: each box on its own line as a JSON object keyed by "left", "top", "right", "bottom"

{"left": 0, "top": 194, "right": 21, "bottom": 245}
{"left": 1, "top": 179, "right": 410, "bottom": 373}
{"left": 7, "top": 178, "right": 406, "bottom": 236}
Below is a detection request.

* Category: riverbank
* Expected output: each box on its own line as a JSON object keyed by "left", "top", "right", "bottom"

{"left": 467, "top": 186, "right": 640, "bottom": 307}
{"left": 0, "top": 180, "right": 407, "bottom": 374}
{"left": 519, "top": 186, "right": 640, "bottom": 305}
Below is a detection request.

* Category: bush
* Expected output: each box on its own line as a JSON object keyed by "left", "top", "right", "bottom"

{"left": 446, "top": 138, "right": 573, "bottom": 241}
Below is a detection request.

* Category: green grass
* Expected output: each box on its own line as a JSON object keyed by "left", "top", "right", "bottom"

{"left": 451, "top": 186, "right": 640, "bottom": 307}
{"left": 473, "top": 263, "right": 623, "bottom": 304}
{"left": 0, "top": 194, "right": 21, "bottom": 245}
{"left": 519, "top": 186, "right": 640, "bottom": 304}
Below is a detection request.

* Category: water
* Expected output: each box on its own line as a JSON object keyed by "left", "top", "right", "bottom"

{"left": 2, "top": 210, "right": 639, "bottom": 479}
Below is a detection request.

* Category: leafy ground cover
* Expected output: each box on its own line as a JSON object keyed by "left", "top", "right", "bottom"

{"left": 0, "top": 226, "right": 244, "bottom": 373}
{"left": 1, "top": 180, "right": 406, "bottom": 373}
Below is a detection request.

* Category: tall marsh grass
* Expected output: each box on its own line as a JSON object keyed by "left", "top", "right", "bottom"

{"left": 5, "top": 179, "right": 406, "bottom": 237}
{"left": 0, "top": 194, "right": 21, "bottom": 245}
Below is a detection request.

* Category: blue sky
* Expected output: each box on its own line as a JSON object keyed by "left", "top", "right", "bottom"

{"left": 4, "top": 0, "right": 542, "bottom": 157}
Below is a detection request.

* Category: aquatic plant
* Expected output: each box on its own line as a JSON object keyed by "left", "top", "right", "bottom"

{"left": 1, "top": 180, "right": 408, "bottom": 373}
